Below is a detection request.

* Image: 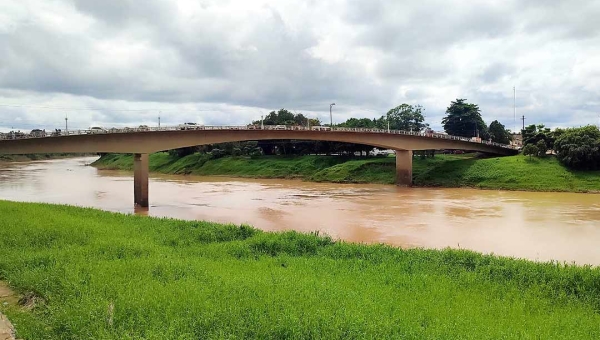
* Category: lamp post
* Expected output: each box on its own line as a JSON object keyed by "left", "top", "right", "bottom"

{"left": 158, "top": 111, "right": 161, "bottom": 128}
{"left": 329, "top": 103, "right": 335, "bottom": 128}
{"left": 65, "top": 114, "right": 68, "bottom": 135}
{"left": 387, "top": 114, "right": 390, "bottom": 133}
{"left": 261, "top": 115, "right": 264, "bottom": 130}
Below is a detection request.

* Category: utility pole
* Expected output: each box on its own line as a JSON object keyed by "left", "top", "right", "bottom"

{"left": 521, "top": 115, "right": 526, "bottom": 132}
{"left": 329, "top": 103, "right": 335, "bottom": 128}
{"left": 261, "top": 115, "right": 264, "bottom": 129}
{"left": 65, "top": 114, "right": 68, "bottom": 135}
{"left": 158, "top": 111, "right": 161, "bottom": 128}
{"left": 513, "top": 86, "right": 516, "bottom": 133}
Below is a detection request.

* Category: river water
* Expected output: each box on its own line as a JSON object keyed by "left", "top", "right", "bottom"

{"left": 1, "top": 157, "right": 599, "bottom": 265}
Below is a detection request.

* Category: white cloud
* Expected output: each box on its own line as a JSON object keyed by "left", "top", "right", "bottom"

{"left": 1, "top": 0, "right": 599, "bottom": 132}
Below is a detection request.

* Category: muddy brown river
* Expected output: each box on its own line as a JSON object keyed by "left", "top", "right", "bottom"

{"left": 1, "top": 157, "right": 599, "bottom": 265}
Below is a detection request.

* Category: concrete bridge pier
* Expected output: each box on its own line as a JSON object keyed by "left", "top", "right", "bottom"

{"left": 133, "top": 153, "right": 149, "bottom": 207}
{"left": 395, "top": 150, "right": 413, "bottom": 186}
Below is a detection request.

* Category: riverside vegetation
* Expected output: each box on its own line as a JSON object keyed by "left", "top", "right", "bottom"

{"left": 1, "top": 200, "right": 600, "bottom": 339}
{"left": 92, "top": 153, "right": 600, "bottom": 193}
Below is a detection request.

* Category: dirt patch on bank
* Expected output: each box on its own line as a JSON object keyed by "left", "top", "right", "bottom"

{"left": 0, "top": 282, "right": 19, "bottom": 340}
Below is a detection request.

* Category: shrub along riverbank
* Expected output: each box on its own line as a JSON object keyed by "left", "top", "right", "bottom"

{"left": 1, "top": 200, "right": 600, "bottom": 339}
{"left": 92, "top": 153, "right": 600, "bottom": 192}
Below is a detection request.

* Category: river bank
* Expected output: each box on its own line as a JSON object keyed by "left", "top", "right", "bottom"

{"left": 1, "top": 200, "right": 599, "bottom": 339}
{"left": 92, "top": 153, "right": 600, "bottom": 193}
{"left": 0, "top": 153, "right": 92, "bottom": 162}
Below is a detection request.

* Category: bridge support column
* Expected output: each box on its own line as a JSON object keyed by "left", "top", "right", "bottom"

{"left": 134, "top": 153, "right": 149, "bottom": 207}
{"left": 395, "top": 150, "right": 413, "bottom": 186}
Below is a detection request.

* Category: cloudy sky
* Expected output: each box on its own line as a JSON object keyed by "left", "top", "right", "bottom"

{"left": 1, "top": 0, "right": 599, "bottom": 132}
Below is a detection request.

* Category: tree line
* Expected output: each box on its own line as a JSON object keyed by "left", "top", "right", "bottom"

{"left": 521, "top": 124, "right": 600, "bottom": 170}
{"left": 168, "top": 100, "right": 599, "bottom": 171}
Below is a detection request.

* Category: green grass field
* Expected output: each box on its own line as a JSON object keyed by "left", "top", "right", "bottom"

{"left": 93, "top": 153, "right": 600, "bottom": 192}
{"left": 1, "top": 201, "right": 600, "bottom": 339}
{"left": 412, "top": 153, "right": 600, "bottom": 192}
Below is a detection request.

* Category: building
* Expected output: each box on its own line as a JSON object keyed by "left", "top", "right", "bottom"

{"left": 510, "top": 133, "right": 522, "bottom": 147}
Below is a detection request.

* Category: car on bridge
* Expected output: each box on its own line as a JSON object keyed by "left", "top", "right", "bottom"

{"left": 178, "top": 122, "right": 204, "bottom": 130}
{"left": 311, "top": 126, "right": 331, "bottom": 131}
{"left": 30, "top": 129, "right": 46, "bottom": 137}
{"left": 88, "top": 127, "right": 106, "bottom": 134}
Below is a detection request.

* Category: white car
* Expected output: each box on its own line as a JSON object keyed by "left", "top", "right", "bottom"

{"left": 369, "top": 149, "right": 394, "bottom": 156}
{"left": 89, "top": 127, "right": 106, "bottom": 134}
{"left": 178, "top": 122, "right": 204, "bottom": 130}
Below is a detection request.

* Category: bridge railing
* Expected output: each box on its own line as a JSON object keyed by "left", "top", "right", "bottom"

{"left": 0, "top": 125, "right": 516, "bottom": 149}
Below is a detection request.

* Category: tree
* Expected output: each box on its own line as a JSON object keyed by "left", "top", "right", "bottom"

{"left": 338, "top": 117, "right": 378, "bottom": 129}
{"left": 442, "top": 99, "right": 489, "bottom": 139}
{"left": 554, "top": 125, "right": 600, "bottom": 170}
{"left": 535, "top": 140, "right": 548, "bottom": 157}
{"left": 522, "top": 124, "right": 553, "bottom": 148}
{"left": 253, "top": 109, "right": 293, "bottom": 126}
{"left": 522, "top": 144, "right": 539, "bottom": 159}
{"left": 385, "top": 104, "right": 427, "bottom": 132}
{"left": 488, "top": 120, "right": 511, "bottom": 144}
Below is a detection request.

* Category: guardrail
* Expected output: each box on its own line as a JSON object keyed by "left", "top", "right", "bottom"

{"left": 0, "top": 125, "right": 516, "bottom": 149}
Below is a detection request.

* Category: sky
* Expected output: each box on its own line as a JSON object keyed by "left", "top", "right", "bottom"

{"left": 1, "top": 0, "right": 599, "bottom": 133}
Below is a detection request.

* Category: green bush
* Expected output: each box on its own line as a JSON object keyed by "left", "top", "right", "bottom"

{"left": 554, "top": 125, "right": 600, "bottom": 170}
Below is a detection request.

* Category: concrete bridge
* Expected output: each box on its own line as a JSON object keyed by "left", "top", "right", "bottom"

{"left": 0, "top": 125, "right": 517, "bottom": 207}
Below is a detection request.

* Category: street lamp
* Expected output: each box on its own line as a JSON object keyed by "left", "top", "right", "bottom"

{"left": 158, "top": 111, "right": 161, "bottom": 128}
{"left": 329, "top": 103, "right": 335, "bottom": 128}
{"left": 387, "top": 113, "right": 390, "bottom": 133}
{"left": 261, "top": 115, "right": 264, "bottom": 130}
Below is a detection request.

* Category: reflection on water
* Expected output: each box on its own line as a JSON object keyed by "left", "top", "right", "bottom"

{"left": 1, "top": 157, "right": 600, "bottom": 265}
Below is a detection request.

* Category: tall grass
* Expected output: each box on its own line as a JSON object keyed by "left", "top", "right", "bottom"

{"left": 1, "top": 201, "right": 600, "bottom": 339}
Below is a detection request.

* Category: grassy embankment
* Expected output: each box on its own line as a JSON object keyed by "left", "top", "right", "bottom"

{"left": 1, "top": 200, "right": 600, "bottom": 339}
{"left": 93, "top": 153, "right": 600, "bottom": 192}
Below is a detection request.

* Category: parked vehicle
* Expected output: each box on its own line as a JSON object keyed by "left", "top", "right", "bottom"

{"left": 311, "top": 126, "right": 331, "bottom": 131}
{"left": 138, "top": 125, "right": 149, "bottom": 131}
{"left": 369, "top": 148, "right": 394, "bottom": 156}
{"left": 274, "top": 125, "right": 287, "bottom": 130}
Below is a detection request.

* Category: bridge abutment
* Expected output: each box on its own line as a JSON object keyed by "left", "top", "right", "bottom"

{"left": 395, "top": 150, "right": 413, "bottom": 186}
{"left": 134, "top": 153, "right": 149, "bottom": 207}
